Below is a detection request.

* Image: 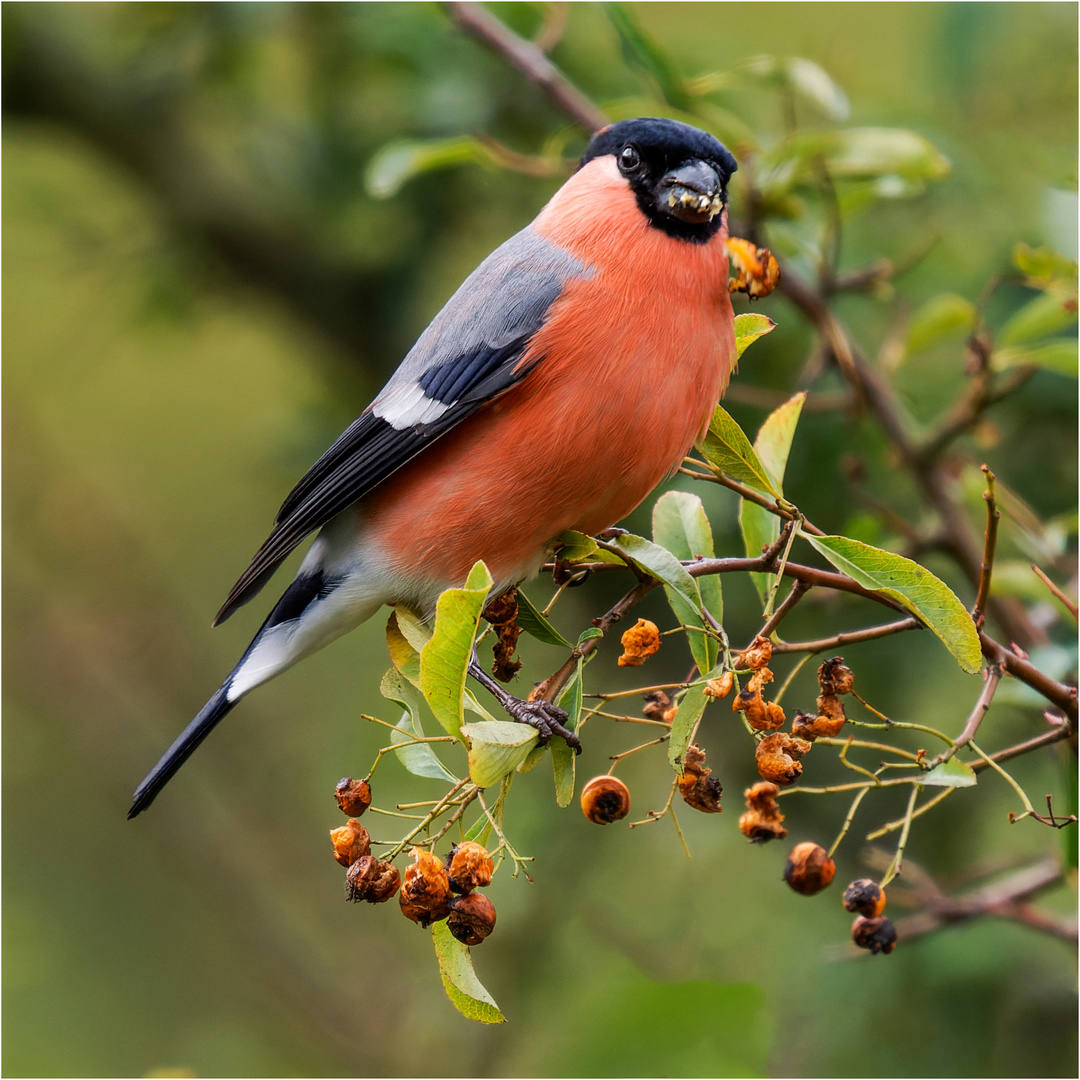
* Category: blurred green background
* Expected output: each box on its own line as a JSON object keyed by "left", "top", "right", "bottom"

{"left": 4, "top": 3, "right": 1076, "bottom": 1077}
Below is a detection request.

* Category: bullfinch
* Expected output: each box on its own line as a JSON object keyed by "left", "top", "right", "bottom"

{"left": 129, "top": 117, "right": 739, "bottom": 818}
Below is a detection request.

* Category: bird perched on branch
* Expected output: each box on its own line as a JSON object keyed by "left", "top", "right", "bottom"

{"left": 130, "top": 117, "right": 740, "bottom": 817}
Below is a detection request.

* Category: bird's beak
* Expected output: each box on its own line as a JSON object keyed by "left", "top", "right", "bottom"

{"left": 657, "top": 160, "right": 724, "bottom": 224}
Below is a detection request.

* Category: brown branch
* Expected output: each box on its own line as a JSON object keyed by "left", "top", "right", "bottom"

{"left": 979, "top": 633, "right": 1077, "bottom": 723}
{"left": 972, "top": 465, "right": 1000, "bottom": 628}
{"left": 930, "top": 665, "right": 1002, "bottom": 766}
{"left": 969, "top": 725, "right": 1074, "bottom": 770}
{"left": 678, "top": 466, "right": 827, "bottom": 537}
{"left": 447, "top": 2, "right": 608, "bottom": 132}
{"left": 771, "top": 617, "right": 921, "bottom": 654}
{"left": 1031, "top": 564, "right": 1079, "bottom": 622}
{"left": 756, "top": 580, "right": 811, "bottom": 640}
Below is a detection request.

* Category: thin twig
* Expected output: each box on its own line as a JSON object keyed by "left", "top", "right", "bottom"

{"left": 771, "top": 617, "right": 921, "bottom": 653}
{"left": 972, "top": 465, "right": 1000, "bottom": 629}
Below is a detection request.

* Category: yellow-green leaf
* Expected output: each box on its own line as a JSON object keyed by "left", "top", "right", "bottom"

{"left": 432, "top": 920, "right": 506, "bottom": 1024}
{"left": 905, "top": 293, "right": 977, "bottom": 354}
{"left": 557, "top": 530, "right": 625, "bottom": 565}
{"left": 552, "top": 660, "right": 583, "bottom": 807}
{"left": 922, "top": 758, "right": 977, "bottom": 788}
{"left": 652, "top": 491, "right": 721, "bottom": 674}
{"left": 461, "top": 720, "right": 540, "bottom": 788}
{"left": 992, "top": 340, "right": 1077, "bottom": 376}
{"left": 381, "top": 668, "right": 460, "bottom": 783}
{"left": 515, "top": 589, "right": 573, "bottom": 648}
{"left": 733, "top": 313, "right": 777, "bottom": 359}
{"left": 366, "top": 136, "right": 496, "bottom": 199}
{"left": 998, "top": 290, "right": 1078, "bottom": 347}
{"left": 606, "top": 533, "right": 706, "bottom": 621}
{"left": 803, "top": 534, "right": 982, "bottom": 673}
{"left": 698, "top": 405, "right": 780, "bottom": 497}
{"left": 420, "top": 561, "right": 493, "bottom": 742}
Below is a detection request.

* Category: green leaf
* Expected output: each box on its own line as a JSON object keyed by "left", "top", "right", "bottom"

{"left": 606, "top": 533, "right": 706, "bottom": 620}
{"left": 366, "top": 136, "right": 495, "bottom": 199}
{"left": 420, "top": 561, "right": 493, "bottom": 742}
{"left": 1013, "top": 243, "right": 1078, "bottom": 284}
{"left": 998, "top": 290, "right": 1078, "bottom": 346}
{"left": 667, "top": 682, "right": 712, "bottom": 775}
{"left": 432, "top": 920, "right": 506, "bottom": 1024}
{"left": 781, "top": 127, "right": 950, "bottom": 182}
{"left": 733, "top": 312, "right": 777, "bottom": 359}
{"left": 802, "top": 534, "right": 982, "bottom": 673}
{"left": 922, "top": 758, "right": 978, "bottom": 788}
{"left": 515, "top": 589, "right": 572, "bottom": 648}
{"left": 604, "top": 3, "right": 690, "bottom": 109}
{"left": 739, "top": 391, "right": 805, "bottom": 605}
{"left": 552, "top": 660, "right": 583, "bottom": 807}
{"left": 557, "top": 530, "right": 625, "bottom": 565}
{"left": 697, "top": 405, "right": 781, "bottom": 497}
{"left": 380, "top": 668, "right": 460, "bottom": 783}
{"left": 577, "top": 627, "right": 604, "bottom": 645}
{"left": 461, "top": 720, "right": 540, "bottom": 788}
{"left": 738, "top": 55, "right": 850, "bottom": 120}
{"left": 992, "top": 340, "right": 1078, "bottom": 375}
{"left": 652, "top": 491, "right": 721, "bottom": 674}
{"left": 386, "top": 607, "right": 430, "bottom": 687}
{"left": 905, "top": 294, "right": 977, "bottom": 354}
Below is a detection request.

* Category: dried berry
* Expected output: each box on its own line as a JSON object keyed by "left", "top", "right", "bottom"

{"left": 399, "top": 847, "right": 453, "bottom": 926}
{"left": 791, "top": 699, "right": 846, "bottom": 741}
{"left": 483, "top": 591, "right": 522, "bottom": 682}
{"left": 346, "top": 855, "right": 401, "bottom": 904}
{"left": 447, "top": 892, "right": 497, "bottom": 946}
{"left": 334, "top": 777, "right": 372, "bottom": 817}
{"left": 783, "top": 841, "right": 836, "bottom": 896}
{"left": 755, "top": 733, "right": 812, "bottom": 785}
{"left": 733, "top": 668, "right": 786, "bottom": 733}
{"left": 642, "top": 690, "right": 672, "bottom": 719}
{"left": 677, "top": 744, "right": 723, "bottom": 813}
{"left": 726, "top": 236, "right": 781, "bottom": 299}
{"left": 843, "top": 878, "right": 886, "bottom": 918}
{"left": 581, "top": 774, "right": 631, "bottom": 824}
{"left": 447, "top": 841, "right": 494, "bottom": 894}
{"left": 617, "top": 619, "right": 661, "bottom": 667}
{"left": 851, "top": 914, "right": 897, "bottom": 954}
{"left": 330, "top": 819, "right": 371, "bottom": 867}
{"left": 738, "top": 780, "right": 788, "bottom": 843}
{"left": 736, "top": 637, "right": 773, "bottom": 671}
{"left": 704, "top": 672, "right": 734, "bottom": 699}
{"left": 818, "top": 657, "right": 854, "bottom": 696}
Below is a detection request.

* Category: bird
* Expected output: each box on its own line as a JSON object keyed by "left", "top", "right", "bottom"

{"left": 129, "top": 117, "right": 740, "bottom": 818}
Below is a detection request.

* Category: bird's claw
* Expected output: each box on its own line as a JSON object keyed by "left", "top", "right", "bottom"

{"left": 506, "top": 698, "right": 582, "bottom": 754}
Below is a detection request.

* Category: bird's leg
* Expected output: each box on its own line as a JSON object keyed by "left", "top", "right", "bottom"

{"left": 467, "top": 652, "right": 582, "bottom": 753}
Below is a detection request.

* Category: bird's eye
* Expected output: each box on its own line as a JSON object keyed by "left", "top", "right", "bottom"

{"left": 618, "top": 145, "right": 641, "bottom": 173}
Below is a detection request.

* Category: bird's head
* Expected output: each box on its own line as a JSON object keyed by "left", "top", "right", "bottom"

{"left": 580, "top": 118, "right": 738, "bottom": 244}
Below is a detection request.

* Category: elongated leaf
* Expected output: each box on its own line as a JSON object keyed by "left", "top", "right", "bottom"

{"left": 998, "top": 290, "right": 1077, "bottom": 347}
{"left": 381, "top": 668, "right": 459, "bottom": 783}
{"left": 652, "top": 491, "right": 721, "bottom": 673}
{"left": 515, "top": 589, "right": 573, "bottom": 648}
{"left": 604, "top": 2, "right": 690, "bottom": 109}
{"left": 552, "top": 661, "right": 583, "bottom": 807}
{"left": 386, "top": 608, "right": 429, "bottom": 687}
{"left": 557, "top": 531, "right": 626, "bottom": 565}
{"left": 905, "top": 294, "right": 977, "bottom": 354}
{"left": 992, "top": 340, "right": 1078, "bottom": 376}
{"left": 1013, "top": 243, "right": 1077, "bottom": 284}
{"left": 738, "top": 55, "right": 850, "bottom": 120}
{"left": 432, "top": 920, "right": 506, "bottom": 1024}
{"left": 803, "top": 534, "right": 982, "bottom": 673}
{"left": 667, "top": 682, "right": 712, "bottom": 775}
{"left": 420, "top": 561, "right": 493, "bottom": 742}
{"left": 698, "top": 406, "right": 780, "bottom": 497}
{"left": 922, "top": 758, "right": 977, "bottom": 788}
{"left": 739, "top": 392, "right": 805, "bottom": 605}
{"left": 607, "top": 533, "right": 705, "bottom": 619}
{"left": 366, "top": 136, "right": 495, "bottom": 199}
{"left": 461, "top": 720, "right": 540, "bottom": 788}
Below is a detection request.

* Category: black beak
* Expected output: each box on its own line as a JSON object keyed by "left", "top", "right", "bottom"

{"left": 657, "top": 160, "right": 723, "bottom": 224}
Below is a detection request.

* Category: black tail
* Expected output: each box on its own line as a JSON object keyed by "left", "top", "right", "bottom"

{"left": 128, "top": 687, "right": 235, "bottom": 818}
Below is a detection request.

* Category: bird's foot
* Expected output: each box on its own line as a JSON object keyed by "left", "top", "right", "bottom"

{"left": 505, "top": 696, "right": 582, "bottom": 753}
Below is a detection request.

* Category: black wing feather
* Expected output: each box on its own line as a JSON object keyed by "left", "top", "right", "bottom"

{"left": 213, "top": 336, "right": 537, "bottom": 624}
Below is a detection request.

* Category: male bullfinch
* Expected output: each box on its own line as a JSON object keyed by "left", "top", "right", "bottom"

{"left": 129, "top": 117, "right": 739, "bottom": 818}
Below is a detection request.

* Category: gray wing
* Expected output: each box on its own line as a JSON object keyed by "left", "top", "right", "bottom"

{"left": 214, "top": 228, "right": 592, "bottom": 624}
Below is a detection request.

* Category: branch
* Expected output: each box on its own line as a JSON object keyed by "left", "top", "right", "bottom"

{"left": 972, "top": 465, "right": 1000, "bottom": 628}
{"left": 771, "top": 617, "right": 921, "bottom": 654}
{"left": 447, "top": 3, "right": 608, "bottom": 132}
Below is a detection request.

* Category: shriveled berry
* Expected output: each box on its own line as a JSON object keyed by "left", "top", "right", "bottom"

{"left": 738, "top": 781, "right": 787, "bottom": 843}
{"left": 335, "top": 777, "right": 372, "bottom": 816}
{"left": 447, "top": 841, "right": 494, "bottom": 894}
{"left": 346, "top": 855, "right": 401, "bottom": 904}
{"left": 330, "top": 819, "right": 371, "bottom": 866}
{"left": 756, "top": 733, "right": 812, "bottom": 785}
{"left": 704, "top": 672, "right": 734, "bottom": 699}
{"left": 818, "top": 657, "right": 854, "bottom": 696}
{"left": 580, "top": 775, "right": 631, "bottom": 824}
{"left": 783, "top": 841, "right": 836, "bottom": 896}
{"left": 736, "top": 637, "right": 773, "bottom": 670}
{"left": 842, "top": 878, "right": 886, "bottom": 917}
{"left": 617, "top": 619, "right": 661, "bottom": 667}
{"left": 851, "top": 914, "right": 897, "bottom": 954}
{"left": 642, "top": 690, "right": 672, "bottom": 719}
{"left": 399, "top": 847, "right": 452, "bottom": 926}
{"left": 447, "top": 892, "right": 497, "bottom": 946}
{"left": 677, "top": 744, "right": 723, "bottom": 813}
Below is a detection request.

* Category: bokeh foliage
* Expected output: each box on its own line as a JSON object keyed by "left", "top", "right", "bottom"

{"left": 4, "top": 3, "right": 1076, "bottom": 1077}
